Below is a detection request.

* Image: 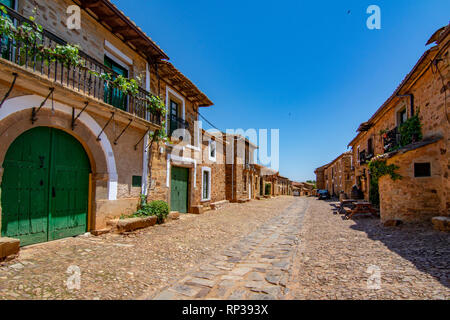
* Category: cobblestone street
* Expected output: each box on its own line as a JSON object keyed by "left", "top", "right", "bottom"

{"left": 0, "top": 196, "right": 448, "bottom": 300}
{"left": 287, "top": 199, "right": 450, "bottom": 300}
{"left": 0, "top": 197, "right": 295, "bottom": 300}
{"left": 148, "top": 198, "right": 307, "bottom": 300}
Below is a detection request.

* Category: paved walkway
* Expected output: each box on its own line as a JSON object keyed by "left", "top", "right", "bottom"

{"left": 147, "top": 198, "right": 308, "bottom": 300}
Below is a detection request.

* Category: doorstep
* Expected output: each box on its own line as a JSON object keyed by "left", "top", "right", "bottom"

{"left": 432, "top": 216, "right": 450, "bottom": 232}
{"left": 0, "top": 237, "right": 20, "bottom": 261}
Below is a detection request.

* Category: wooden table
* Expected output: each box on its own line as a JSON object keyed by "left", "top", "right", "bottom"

{"left": 345, "top": 202, "right": 377, "bottom": 220}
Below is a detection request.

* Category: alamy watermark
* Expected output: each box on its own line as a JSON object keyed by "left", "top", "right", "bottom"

{"left": 366, "top": 5, "right": 381, "bottom": 30}
{"left": 66, "top": 265, "right": 81, "bottom": 291}
{"left": 366, "top": 265, "right": 381, "bottom": 290}
{"left": 166, "top": 121, "right": 280, "bottom": 172}
{"left": 66, "top": 5, "right": 81, "bottom": 30}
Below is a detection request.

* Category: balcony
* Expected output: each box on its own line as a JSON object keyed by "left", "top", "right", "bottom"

{"left": 358, "top": 150, "right": 369, "bottom": 165}
{"left": 383, "top": 127, "right": 400, "bottom": 152}
{"left": 0, "top": 6, "right": 161, "bottom": 126}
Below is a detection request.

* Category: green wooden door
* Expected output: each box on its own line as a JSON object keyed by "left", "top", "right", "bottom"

{"left": 1, "top": 127, "right": 51, "bottom": 246}
{"left": 170, "top": 167, "right": 189, "bottom": 213}
{"left": 1, "top": 127, "right": 90, "bottom": 246}
{"left": 49, "top": 129, "right": 90, "bottom": 241}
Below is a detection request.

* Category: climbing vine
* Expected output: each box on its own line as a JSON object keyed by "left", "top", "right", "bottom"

{"left": 368, "top": 159, "right": 402, "bottom": 206}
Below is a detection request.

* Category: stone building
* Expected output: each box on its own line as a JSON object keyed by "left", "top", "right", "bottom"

{"left": 0, "top": 0, "right": 213, "bottom": 246}
{"left": 223, "top": 134, "right": 258, "bottom": 202}
{"left": 348, "top": 25, "right": 450, "bottom": 223}
{"left": 314, "top": 164, "right": 328, "bottom": 190}
{"left": 299, "top": 182, "right": 315, "bottom": 196}
{"left": 323, "top": 151, "right": 354, "bottom": 199}
{"left": 264, "top": 173, "right": 291, "bottom": 196}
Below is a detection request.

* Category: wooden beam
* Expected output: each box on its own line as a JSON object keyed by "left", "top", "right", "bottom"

{"left": 124, "top": 35, "right": 143, "bottom": 42}
{"left": 84, "top": 0, "right": 101, "bottom": 8}
{"left": 102, "top": 14, "right": 119, "bottom": 22}
{"left": 111, "top": 25, "right": 130, "bottom": 33}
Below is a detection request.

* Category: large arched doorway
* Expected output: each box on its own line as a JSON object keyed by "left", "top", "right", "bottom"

{"left": 1, "top": 127, "right": 91, "bottom": 246}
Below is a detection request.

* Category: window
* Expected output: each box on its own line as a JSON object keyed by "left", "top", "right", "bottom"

{"left": 244, "top": 175, "right": 247, "bottom": 191}
{"left": 104, "top": 55, "right": 129, "bottom": 111}
{"left": 398, "top": 108, "right": 407, "bottom": 125}
{"left": 1, "top": 0, "right": 15, "bottom": 60}
{"left": 0, "top": 0, "right": 14, "bottom": 8}
{"left": 169, "top": 100, "right": 179, "bottom": 137}
{"left": 132, "top": 175, "right": 142, "bottom": 187}
{"left": 414, "top": 163, "right": 431, "bottom": 177}
{"left": 202, "top": 168, "right": 211, "bottom": 201}
{"left": 368, "top": 138, "right": 373, "bottom": 155}
{"left": 209, "top": 140, "right": 216, "bottom": 161}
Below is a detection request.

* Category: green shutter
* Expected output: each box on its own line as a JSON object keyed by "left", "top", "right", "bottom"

{"left": 0, "top": 0, "right": 14, "bottom": 8}
{"left": 104, "top": 55, "right": 129, "bottom": 111}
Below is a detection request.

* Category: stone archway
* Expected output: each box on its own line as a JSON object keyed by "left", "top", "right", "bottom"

{"left": 0, "top": 95, "right": 120, "bottom": 232}
{"left": 0, "top": 95, "right": 118, "bottom": 200}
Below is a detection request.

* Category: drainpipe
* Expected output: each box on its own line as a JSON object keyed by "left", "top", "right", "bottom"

{"left": 397, "top": 93, "right": 415, "bottom": 116}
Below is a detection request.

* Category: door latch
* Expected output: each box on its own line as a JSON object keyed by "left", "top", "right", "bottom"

{"left": 39, "top": 156, "right": 45, "bottom": 168}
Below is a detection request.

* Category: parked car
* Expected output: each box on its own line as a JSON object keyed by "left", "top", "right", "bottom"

{"left": 318, "top": 190, "right": 330, "bottom": 200}
{"left": 316, "top": 190, "right": 325, "bottom": 198}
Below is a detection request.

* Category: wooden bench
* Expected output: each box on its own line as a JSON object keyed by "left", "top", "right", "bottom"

{"left": 338, "top": 199, "right": 357, "bottom": 215}
{"left": 345, "top": 202, "right": 377, "bottom": 220}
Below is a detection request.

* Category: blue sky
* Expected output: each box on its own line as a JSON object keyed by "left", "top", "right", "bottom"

{"left": 112, "top": 0, "right": 450, "bottom": 181}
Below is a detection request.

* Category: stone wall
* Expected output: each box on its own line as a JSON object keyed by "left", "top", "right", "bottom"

{"left": 315, "top": 167, "right": 326, "bottom": 190}
{"left": 323, "top": 153, "right": 353, "bottom": 198}
{"left": 379, "top": 140, "right": 447, "bottom": 222}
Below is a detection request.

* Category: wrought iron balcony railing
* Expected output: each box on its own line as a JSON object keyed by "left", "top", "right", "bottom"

{"left": 0, "top": 6, "right": 161, "bottom": 126}
{"left": 383, "top": 127, "right": 400, "bottom": 152}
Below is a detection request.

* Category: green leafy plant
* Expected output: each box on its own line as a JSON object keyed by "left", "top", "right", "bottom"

{"left": 368, "top": 159, "right": 402, "bottom": 206}
{"left": 146, "top": 94, "right": 166, "bottom": 117}
{"left": 399, "top": 113, "right": 422, "bottom": 146}
{"left": 132, "top": 196, "right": 169, "bottom": 224}
{"left": 0, "top": 6, "right": 16, "bottom": 39}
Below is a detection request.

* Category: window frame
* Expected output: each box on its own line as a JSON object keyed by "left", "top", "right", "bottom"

{"left": 397, "top": 108, "right": 408, "bottom": 126}
{"left": 414, "top": 162, "right": 431, "bottom": 178}
{"left": 208, "top": 139, "right": 217, "bottom": 162}
{"left": 201, "top": 167, "right": 212, "bottom": 202}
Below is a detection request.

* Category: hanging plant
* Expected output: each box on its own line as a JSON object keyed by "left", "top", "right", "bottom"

{"left": 399, "top": 112, "right": 422, "bottom": 146}
{"left": 0, "top": 5, "right": 168, "bottom": 146}
{"left": 146, "top": 94, "right": 166, "bottom": 117}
